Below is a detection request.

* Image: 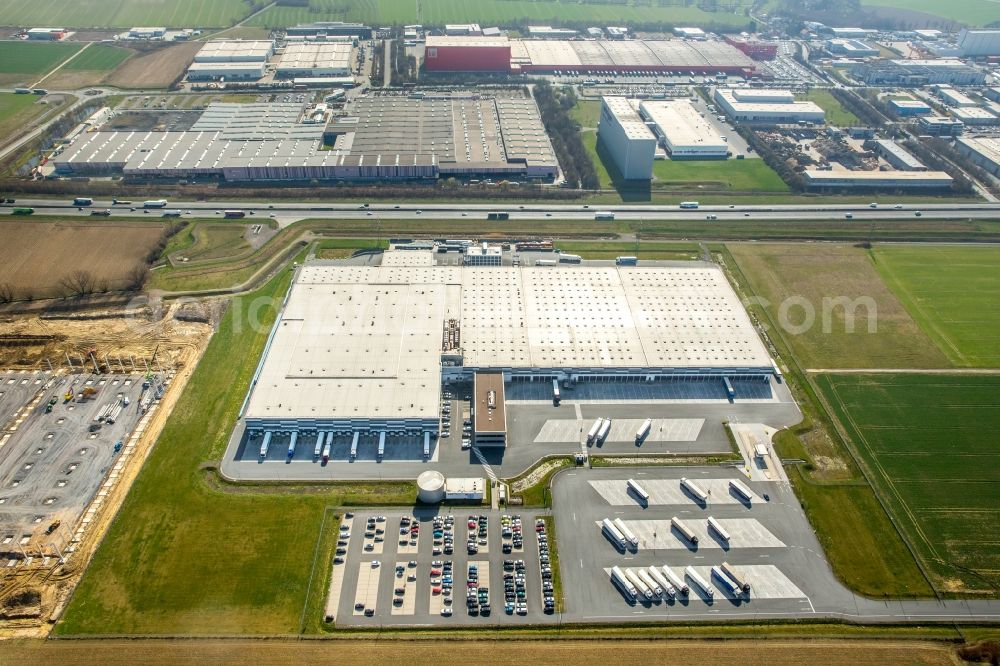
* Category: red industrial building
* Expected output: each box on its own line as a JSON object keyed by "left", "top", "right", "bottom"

{"left": 724, "top": 35, "right": 778, "bottom": 61}
{"left": 424, "top": 36, "right": 511, "bottom": 72}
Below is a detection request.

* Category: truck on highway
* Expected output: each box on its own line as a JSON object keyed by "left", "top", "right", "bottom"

{"left": 685, "top": 566, "right": 714, "bottom": 599}
{"left": 679, "top": 201, "right": 700, "bottom": 209}
{"left": 721, "top": 561, "right": 751, "bottom": 593}
{"left": 224, "top": 210, "right": 246, "bottom": 218}
{"left": 612, "top": 517, "right": 639, "bottom": 550}
{"left": 143, "top": 199, "right": 168, "bottom": 208}
{"left": 11, "top": 207, "right": 34, "bottom": 215}
{"left": 535, "top": 259, "right": 557, "bottom": 267}
{"left": 635, "top": 418, "right": 652, "bottom": 443}
{"left": 707, "top": 516, "right": 731, "bottom": 542}
{"left": 681, "top": 476, "right": 709, "bottom": 504}
{"left": 601, "top": 518, "right": 628, "bottom": 550}
{"left": 647, "top": 566, "right": 675, "bottom": 597}
{"left": 712, "top": 565, "right": 741, "bottom": 595}
{"left": 73, "top": 197, "right": 93, "bottom": 206}
{"left": 636, "top": 568, "right": 663, "bottom": 597}
{"left": 90, "top": 209, "right": 111, "bottom": 216}
{"left": 14, "top": 88, "right": 31, "bottom": 94}
{"left": 729, "top": 478, "right": 754, "bottom": 503}
{"left": 487, "top": 211, "right": 509, "bottom": 220}
{"left": 661, "top": 565, "right": 689, "bottom": 596}
{"left": 586, "top": 418, "right": 603, "bottom": 444}
{"left": 623, "top": 568, "right": 653, "bottom": 600}
{"left": 671, "top": 516, "right": 699, "bottom": 545}
{"left": 616, "top": 255, "right": 638, "bottom": 266}
{"left": 112, "top": 198, "right": 132, "bottom": 205}
{"left": 161, "top": 209, "right": 182, "bottom": 217}
{"left": 558, "top": 253, "right": 582, "bottom": 263}
{"left": 626, "top": 478, "right": 649, "bottom": 503}
{"left": 594, "top": 211, "right": 615, "bottom": 220}
{"left": 610, "top": 566, "right": 637, "bottom": 599}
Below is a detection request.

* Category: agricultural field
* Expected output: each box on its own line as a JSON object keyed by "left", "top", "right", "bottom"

{"left": 0, "top": 0, "right": 257, "bottom": 29}
{"left": 727, "top": 243, "right": 951, "bottom": 370}
{"left": 0, "top": 92, "right": 49, "bottom": 145}
{"left": 0, "top": 220, "right": 165, "bottom": 300}
{"left": 0, "top": 40, "right": 81, "bottom": 86}
{"left": 247, "top": 0, "right": 754, "bottom": 28}
{"left": 872, "top": 245, "right": 1000, "bottom": 367}
{"left": 42, "top": 44, "right": 135, "bottom": 88}
{"left": 861, "top": 0, "right": 1000, "bottom": 26}
{"left": 816, "top": 373, "right": 1000, "bottom": 595}
{"left": 651, "top": 159, "right": 790, "bottom": 192}
{"left": 55, "top": 267, "right": 416, "bottom": 635}
{"left": 103, "top": 42, "right": 201, "bottom": 89}
{"left": 797, "top": 90, "right": 861, "bottom": 127}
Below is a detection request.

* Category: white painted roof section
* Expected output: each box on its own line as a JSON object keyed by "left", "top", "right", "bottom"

{"left": 603, "top": 96, "right": 655, "bottom": 141}
{"left": 639, "top": 100, "right": 728, "bottom": 151}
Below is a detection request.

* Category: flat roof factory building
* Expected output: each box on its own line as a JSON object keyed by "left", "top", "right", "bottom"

{"left": 286, "top": 22, "right": 373, "bottom": 39}
{"left": 639, "top": 99, "right": 728, "bottom": 159}
{"left": 714, "top": 88, "right": 825, "bottom": 124}
{"left": 276, "top": 42, "right": 354, "bottom": 77}
{"left": 193, "top": 40, "right": 274, "bottom": 62}
{"left": 425, "top": 35, "right": 512, "bottom": 71}
{"left": 597, "top": 96, "right": 656, "bottom": 180}
{"left": 802, "top": 169, "right": 953, "bottom": 190}
{"left": 955, "top": 136, "right": 1000, "bottom": 176}
{"left": 237, "top": 261, "right": 776, "bottom": 451}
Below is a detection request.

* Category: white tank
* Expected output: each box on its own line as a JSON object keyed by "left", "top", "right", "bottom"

{"left": 417, "top": 470, "right": 446, "bottom": 504}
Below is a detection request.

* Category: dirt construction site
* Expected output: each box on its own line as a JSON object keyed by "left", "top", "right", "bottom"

{"left": 0, "top": 301, "right": 215, "bottom": 635}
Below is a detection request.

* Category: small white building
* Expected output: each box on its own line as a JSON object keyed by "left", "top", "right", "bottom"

{"left": 444, "top": 477, "right": 485, "bottom": 501}
{"left": 674, "top": 27, "right": 706, "bottom": 40}
{"left": 464, "top": 242, "right": 503, "bottom": 266}
{"left": 597, "top": 96, "right": 656, "bottom": 180}
{"left": 951, "top": 106, "right": 998, "bottom": 125}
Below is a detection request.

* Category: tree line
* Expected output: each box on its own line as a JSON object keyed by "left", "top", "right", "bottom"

{"left": 533, "top": 82, "right": 600, "bottom": 190}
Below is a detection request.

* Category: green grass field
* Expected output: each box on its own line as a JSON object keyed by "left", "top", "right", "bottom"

{"left": 816, "top": 373, "right": 1000, "bottom": 595}
{"left": 0, "top": 40, "right": 81, "bottom": 84}
{"left": 56, "top": 265, "right": 417, "bottom": 635}
{"left": 0, "top": 0, "right": 256, "bottom": 28}
{"left": 861, "top": 0, "right": 1000, "bottom": 26}
{"left": 797, "top": 90, "right": 861, "bottom": 127}
{"left": 872, "top": 245, "right": 1000, "bottom": 368}
{"left": 0, "top": 92, "right": 47, "bottom": 140}
{"left": 247, "top": 0, "right": 753, "bottom": 28}
{"left": 62, "top": 44, "right": 133, "bottom": 71}
{"left": 727, "top": 243, "right": 951, "bottom": 369}
{"left": 652, "top": 159, "right": 790, "bottom": 192}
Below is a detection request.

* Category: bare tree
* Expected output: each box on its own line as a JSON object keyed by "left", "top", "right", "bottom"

{"left": 125, "top": 263, "right": 150, "bottom": 291}
{"left": 59, "top": 270, "right": 97, "bottom": 297}
{"left": 0, "top": 282, "right": 14, "bottom": 303}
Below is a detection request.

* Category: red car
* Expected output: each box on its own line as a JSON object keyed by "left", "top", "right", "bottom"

{"left": 430, "top": 569, "right": 441, "bottom": 576}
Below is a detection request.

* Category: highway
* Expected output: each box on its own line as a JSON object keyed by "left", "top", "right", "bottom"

{"left": 3, "top": 198, "right": 1000, "bottom": 228}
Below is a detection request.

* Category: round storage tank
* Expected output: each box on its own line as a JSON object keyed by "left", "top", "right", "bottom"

{"left": 417, "top": 470, "right": 446, "bottom": 504}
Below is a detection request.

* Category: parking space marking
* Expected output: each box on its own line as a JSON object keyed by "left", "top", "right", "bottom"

{"left": 391, "top": 561, "right": 416, "bottom": 615}
{"left": 622, "top": 518, "right": 786, "bottom": 551}
{"left": 535, "top": 419, "right": 704, "bottom": 444}
{"left": 323, "top": 517, "right": 351, "bottom": 621}
{"left": 353, "top": 562, "right": 381, "bottom": 616}
{"left": 589, "top": 478, "right": 756, "bottom": 506}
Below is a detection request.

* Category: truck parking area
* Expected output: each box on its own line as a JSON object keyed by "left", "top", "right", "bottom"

{"left": 0, "top": 372, "right": 161, "bottom": 561}
{"left": 551, "top": 467, "right": 856, "bottom": 622}
{"left": 329, "top": 509, "right": 557, "bottom": 626}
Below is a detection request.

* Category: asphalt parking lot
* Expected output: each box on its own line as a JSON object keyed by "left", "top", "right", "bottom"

{"left": 551, "top": 467, "right": 854, "bottom": 622}
{"left": 329, "top": 508, "right": 558, "bottom": 626}
{"left": 0, "top": 372, "right": 159, "bottom": 556}
{"left": 0, "top": 370, "right": 50, "bottom": 433}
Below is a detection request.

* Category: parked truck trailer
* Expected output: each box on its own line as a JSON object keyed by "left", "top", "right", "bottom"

{"left": 681, "top": 476, "right": 709, "bottom": 504}
{"left": 647, "top": 566, "right": 675, "bottom": 597}
{"left": 626, "top": 478, "right": 649, "bottom": 503}
{"left": 259, "top": 431, "right": 272, "bottom": 458}
{"left": 596, "top": 418, "right": 611, "bottom": 443}
{"left": 613, "top": 517, "right": 639, "bottom": 549}
{"left": 707, "top": 516, "right": 731, "bottom": 542}
{"left": 661, "top": 565, "right": 689, "bottom": 596}
{"left": 586, "top": 418, "right": 603, "bottom": 444}
{"left": 635, "top": 418, "right": 652, "bottom": 443}
{"left": 601, "top": 518, "right": 628, "bottom": 550}
{"left": 636, "top": 568, "right": 664, "bottom": 597}
{"left": 610, "top": 566, "right": 637, "bottom": 599}
{"left": 729, "top": 478, "right": 754, "bottom": 503}
{"left": 721, "top": 561, "right": 751, "bottom": 593}
{"left": 685, "top": 565, "right": 714, "bottom": 598}
{"left": 671, "top": 516, "right": 699, "bottom": 544}
{"left": 623, "top": 568, "right": 653, "bottom": 600}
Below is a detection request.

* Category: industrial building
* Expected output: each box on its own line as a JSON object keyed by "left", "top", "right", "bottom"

{"left": 275, "top": 42, "right": 353, "bottom": 77}
{"left": 850, "top": 59, "right": 986, "bottom": 86}
{"left": 128, "top": 27, "right": 166, "bottom": 39}
{"left": 826, "top": 39, "right": 879, "bottom": 58}
{"left": 53, "top": 96, "right": 558, "bottom": 182}
{"left": 423, "top": 36, "right": 757, "bottom": 75}
{"left": 918, "top": 115, "right": 964, "bottom": 136}
{"left": 463, "top": 243, "right": 503, "bottom": 266}
{"left": 193, "top": 40, "right": 274, "bottom": 63}
{"left": 955, "top": 136, "right": 1000, "bottom": 176}
{"left": 713, "top": 89, "right": 825, "bottom": 124}
{"left": 871, "top": 139, "right": 926, "bottom": 171}
{"left": 724, "top": 35, "right": 777, "bottom": 60}
{"left": 286, "top": 22, "right": 373, "bottom": 39}
{"left": 26, "top": 27, "right": 66, "bottom": 40}
{"left": 237, "top": 260, "right": 776, "bottom": 447}
{"left": 527, "top": 26, "right": 578, "bottom": 39}
{"left": 416, "top": 471, "right": 485, "bottom": 502}
{"left": 957, "top": 29, "right": 1000, "bottom": 57}
{"left": 639, "top": 100, "right": 728, "bottom": 159}
{"left": 802, "top": 169, "right": 953, "bottom": 190}
{"left": 826, "top": 27, "right": 876, "bottom": 39}
{"left": 950, "top": 106, "right": 998, "bottom": 125}
{"left": 186, "top": 61, "right": 265, "bottom": 81}
{"left": 938, "top": 87, "right": 979, "bottom": 107}
{"left": 597, "top": 97, "right": 656, "bottom": 180}
{"left": 674, "top": 27, "right": 707, "bottom": 40}
{"left": 445, "top": 23, "right": 483, "bottom": 36}
{"left": 888, "top": 99, "right": 931, "bottom": 116}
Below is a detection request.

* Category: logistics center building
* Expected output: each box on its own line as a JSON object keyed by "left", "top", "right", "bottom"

{"left": 238, "top": 259, "right": 776, "bottom": 451}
